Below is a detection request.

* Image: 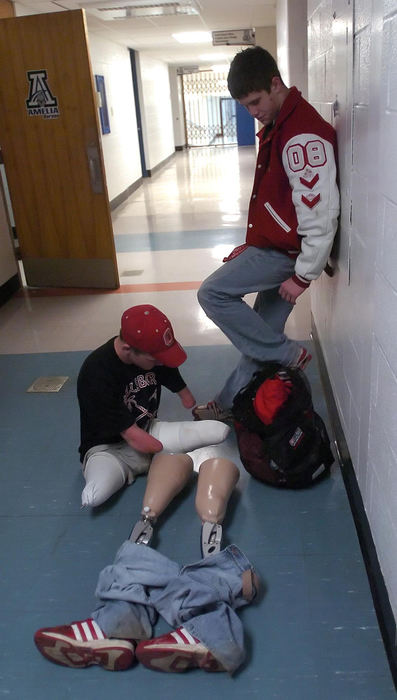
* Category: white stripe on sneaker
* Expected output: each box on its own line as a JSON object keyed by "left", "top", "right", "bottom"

{"left": 179, "top": 627, "right": 197, "bottom": 645}
{"left": 81, "top": 621, "right": 94, "bottom": 641}
{"left": 170, "top": 630, "right": 185, "bottom": 645}
{"left": 170, "top": 628, "right": 197, "bottom": 646}
{"left": 72, "top": 619, "right": 104, "bottom": 642}
{"left": 71, "top": 623, "right": 83, "bottom": 642}
{"left": 90, "top": 620, "right": 106, "bottom": 639}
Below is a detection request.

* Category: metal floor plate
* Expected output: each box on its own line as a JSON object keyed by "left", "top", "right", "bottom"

{"left": 26, "top": 376, "right": 69, "bottom": 392}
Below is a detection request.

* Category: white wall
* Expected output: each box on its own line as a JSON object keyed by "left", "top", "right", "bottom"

{"left": 135, "top": 53, "right": 175, "bottom": 172}
{"left": 276, "top": 0, "right": 308, "bottom": 97}
{"left": 254, "top": 26, "right": 277, "bottom": 61}
{"left": 88, "top": 40, "right": 178, "bottom": 195}
{"left": 12, "top": 2, "right": 30, "bottom": 15}
{"left": 168, "top": 67, "right": 186, "bottom": 149}
{"left": 308, "top": 0, "right": 397, "bottom": 625}
{"left": 366, "top": 0, "right": 397, "bottom": 626}
{"left": 87, "top": 35, "right": 142, "bottom": 202}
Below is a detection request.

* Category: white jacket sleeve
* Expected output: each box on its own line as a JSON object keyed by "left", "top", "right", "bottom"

{"left": 282, "top": 133, "right": 340, "bottom": 282}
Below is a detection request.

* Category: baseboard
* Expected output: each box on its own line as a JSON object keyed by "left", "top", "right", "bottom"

{"left": 145, "top": 151, "right": 176, "bottom": 178}
{"left": 0, "top": 273, "right": 20, "bottom": 307}
{"left": 311, "top": 318, "right": 397, "bottom": 689}
{"left": 109, "top": 178, "right": 143, "bottom": 211}
{"left": 110, "top": 154, "right": 177, "bottom": 209}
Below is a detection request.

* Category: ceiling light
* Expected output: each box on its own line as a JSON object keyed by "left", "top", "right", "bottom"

{"left": 79, "top": 0, "right": 201, "bottom": 19}
{"left": 172, "top": 31, "right": 212, "bottom": 44}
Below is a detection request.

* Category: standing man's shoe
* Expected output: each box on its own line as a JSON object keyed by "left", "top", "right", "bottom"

{"left": 192, "top": 401, "right": 232, "bottom": 422}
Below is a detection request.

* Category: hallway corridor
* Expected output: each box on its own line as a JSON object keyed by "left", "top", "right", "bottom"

{"left": 0, "top": 145, "right": 394, "bottom": 698}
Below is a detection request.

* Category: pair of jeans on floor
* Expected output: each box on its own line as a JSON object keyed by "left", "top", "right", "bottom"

{"left": 92, "top": 542, "right": 258, "bottom": 674}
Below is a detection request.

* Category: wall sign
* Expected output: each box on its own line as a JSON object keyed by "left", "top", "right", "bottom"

{"left": 212, "top": 29, "right": 255, "bottom": 46}
{"left": 95, "top": 74, "right": 110, "bottom": 135}
{"left": 26, "top": 70, "right": 60, "bottom": 119}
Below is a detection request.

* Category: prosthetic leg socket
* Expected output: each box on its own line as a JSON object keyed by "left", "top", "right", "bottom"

{"left": 130, "top": 453, "right": 194, "bottom": 544}
{"left": 195, "top": 458, "right": 240, "bottom": 557}
{"left": 149, "top": 419, "right": 230, "bottom": 453}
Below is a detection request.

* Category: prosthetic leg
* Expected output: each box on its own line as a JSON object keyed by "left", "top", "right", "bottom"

{"left": 129, "top": 453, "right": 194, "bottom": 545}
{"left": 195, "top": 458, "right": 240, "bottom": 557}
{"left": 129, "top": 453, "right": 239, "bottom": 558}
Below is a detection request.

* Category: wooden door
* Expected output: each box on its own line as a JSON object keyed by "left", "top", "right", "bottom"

{"left": 0, "top": 10, "right": 119, "bottom": 288}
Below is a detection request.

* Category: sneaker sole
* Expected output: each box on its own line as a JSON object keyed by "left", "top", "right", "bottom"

{"left": 34, "top": 631, "right": 134, "bottom": 671}
{"left": 192, "top": 405, "right": 232, "bottom": 422}
{"left": 136, "top": 645, "right": 224, "bottom": 673}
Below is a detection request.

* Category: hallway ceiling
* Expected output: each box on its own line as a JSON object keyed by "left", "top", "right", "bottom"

{"left": 15, "top": 0, "right": 276, "bottom": 66}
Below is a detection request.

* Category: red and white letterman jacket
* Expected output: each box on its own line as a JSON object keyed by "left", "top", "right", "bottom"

{"left": 246, "top": 87, "right": 340, "bottom": 287}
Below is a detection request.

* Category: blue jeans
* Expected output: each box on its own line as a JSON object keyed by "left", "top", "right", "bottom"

{"left": 92, "top": 542, "right": 258, "bottom": 674}
{"left": 198, "top": 246, "right": 298, "bottom": 409}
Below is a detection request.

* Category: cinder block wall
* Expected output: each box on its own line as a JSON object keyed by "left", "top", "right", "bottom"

{"left": 309, "top": 0, "right": 397, "bottom": 625}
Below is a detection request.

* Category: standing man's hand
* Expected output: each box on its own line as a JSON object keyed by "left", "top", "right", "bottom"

{"left": 278, "top": 277, "right": 307, "bottom": 304}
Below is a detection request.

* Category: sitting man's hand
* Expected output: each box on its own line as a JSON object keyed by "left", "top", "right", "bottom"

{"left": 121, "top": 424, "right": 163, "bottom": 453}
{"left": 178, "top": 386, "right": 196, "bottom": 409}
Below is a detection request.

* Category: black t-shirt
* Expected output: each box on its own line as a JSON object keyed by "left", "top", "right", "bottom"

{"left": 77, "top": 337, "right": 186, "bottom": 460}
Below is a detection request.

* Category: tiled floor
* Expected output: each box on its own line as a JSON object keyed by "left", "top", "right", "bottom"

{"left": 0, "top": 145, "right": 395, "bottom": 698}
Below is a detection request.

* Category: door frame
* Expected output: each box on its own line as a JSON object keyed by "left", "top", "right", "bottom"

{"left": 130, "top": 49, "right": 148, "bottom": 178}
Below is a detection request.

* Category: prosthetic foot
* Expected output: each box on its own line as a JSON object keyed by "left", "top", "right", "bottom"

{"left": 195, "top": 458, "right": 240, "bottom": 557}
{"left": 130, "top": 453, "right": 194, "bottom": 545}
{"left": 149, "top": 419, "right": 230, "bottom": 453}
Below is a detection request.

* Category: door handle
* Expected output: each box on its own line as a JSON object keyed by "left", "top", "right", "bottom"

{"left": 86, "top": 144, "right": 104, "bottom": 194}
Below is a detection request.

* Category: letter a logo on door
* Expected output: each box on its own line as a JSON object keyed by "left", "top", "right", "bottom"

{"left": 26, "top": 70, "right": 60, "bottom": 118}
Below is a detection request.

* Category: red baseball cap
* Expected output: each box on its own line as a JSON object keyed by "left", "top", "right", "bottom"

{"left": 120, "top": 305, "right": 187, "bottom": 368}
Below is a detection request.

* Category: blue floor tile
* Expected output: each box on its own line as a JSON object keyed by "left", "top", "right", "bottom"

{"left": 114, "top": 228, "right": 245, "bottom": 252}
{"left": 0, "top": 346, "right": 394, "bottom": 698}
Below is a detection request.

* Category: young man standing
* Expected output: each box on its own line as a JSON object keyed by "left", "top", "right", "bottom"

{"left": 195, "top": 47, "right": 339, "bottom": 420}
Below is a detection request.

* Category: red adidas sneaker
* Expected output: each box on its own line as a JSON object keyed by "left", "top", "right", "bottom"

{"left": 291, "top": 346, "right": 312, "bottom": 371}
{"left": 136, "top": 627, "right": 225, "bottom": 673}
{"left": 34, "top": 618, "right": 135, "bottom": 671}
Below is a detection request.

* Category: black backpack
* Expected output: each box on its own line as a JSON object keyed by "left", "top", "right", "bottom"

{"left": 232, "top": 362, "right": 334, "bottom": 489}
